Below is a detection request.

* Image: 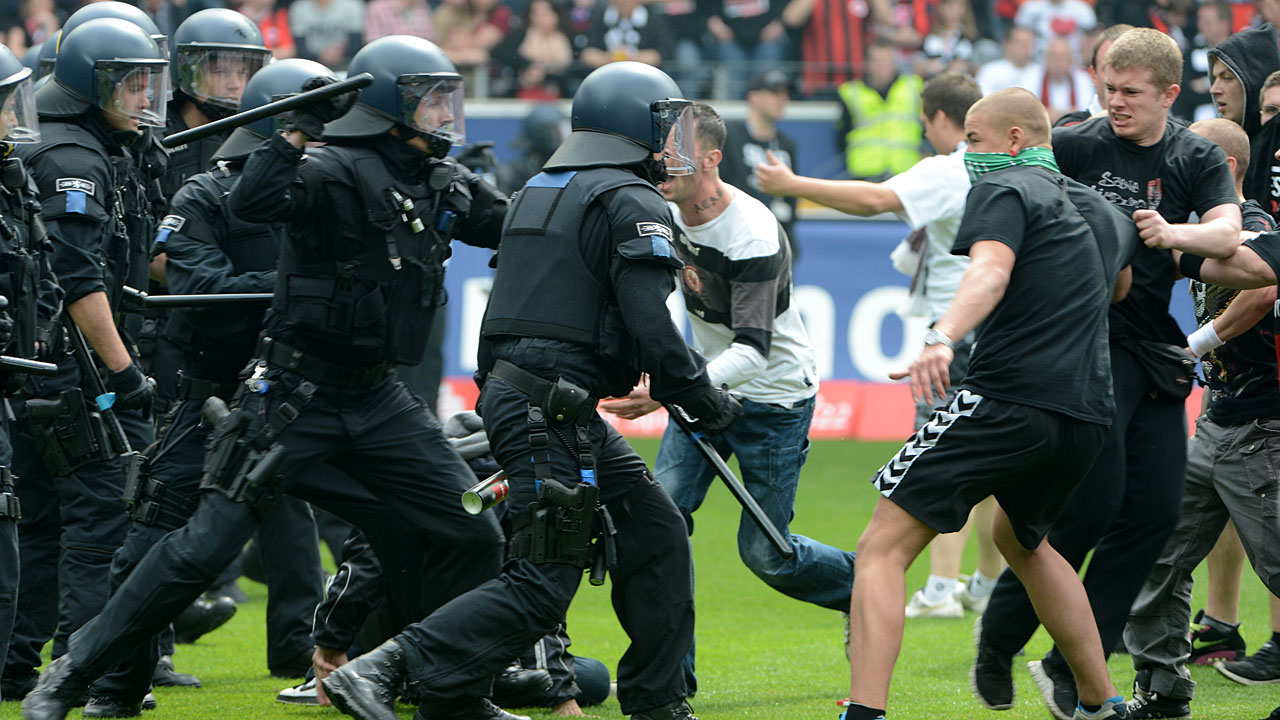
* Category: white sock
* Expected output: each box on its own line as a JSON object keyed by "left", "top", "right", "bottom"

{"left": 967, "top": 571, "right": 998, "bottom": 598}
{"left": 922, "top": 575, "right": 958, "bottom": 604}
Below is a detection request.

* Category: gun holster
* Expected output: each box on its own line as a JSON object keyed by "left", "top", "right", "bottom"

{"left": 543, "top": 377, "right": 596, "bottom": 426}
{"left": 199, "top": 395, "right": 293, "bottom": 515}
{"left": 506, "top": 479, "right": 618, "bottom": 585}
{"left": 25, "top": 387, "right": 113, "bottom": 475}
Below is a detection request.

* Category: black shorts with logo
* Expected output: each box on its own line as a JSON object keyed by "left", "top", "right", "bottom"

{"left": 871, "top": 390, "right": 1109, "bottom": 549}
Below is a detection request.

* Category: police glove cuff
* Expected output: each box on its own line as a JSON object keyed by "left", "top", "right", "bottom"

{"left": 684, "top": 384, "right": 744, "bottom": 436}
{"left": 106, "top": 362, "right": 156, "bottom": 412}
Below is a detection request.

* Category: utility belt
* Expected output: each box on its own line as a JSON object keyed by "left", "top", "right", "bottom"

{"left": 177, "top": 372, "right": 239, "bottom": 403}
{"left": 198, "top": 365, "right": 315, "bottom": 515}
{"left": 0, "top": 467, "right": 20, "bottom": 521}
{"left": 490, "top": 360, "right": 617, "bottom": 585}
{"left": 260, "top": 336, "right": 392, "bottom": 389}
{"left": 129, "top": 473, "right": 200, "bottom": 531}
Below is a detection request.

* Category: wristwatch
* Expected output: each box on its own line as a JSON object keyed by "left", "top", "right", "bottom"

{"left": 923, "top": 328, "right": 954, "bottom": 349}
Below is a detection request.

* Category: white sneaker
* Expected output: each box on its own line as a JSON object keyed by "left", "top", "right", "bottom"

{"left": 958, "top": 584, "right": 991, "bottom": 614}
{"left": 276, "top": 677, "right": 318, "bottom": 705}
{"left": 905, "top": 587, "right": 964, "bottom": 618}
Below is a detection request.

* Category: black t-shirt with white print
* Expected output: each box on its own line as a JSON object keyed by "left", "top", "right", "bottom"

{"left": 1052, "top": 116, "right": 1239, "bottom": 345}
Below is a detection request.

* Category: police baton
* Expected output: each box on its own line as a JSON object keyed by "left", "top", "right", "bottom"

{"left": 59, "top": 314, "right": 135, "bottom": 457}
{"left": 122, "top": 286, "right": 273, "bottom": 310}
{"left": 662, "top": 403, "right": 795, "bottom": 560}
{"left": 161, "top": 72, "right": 375, "bottom": 149}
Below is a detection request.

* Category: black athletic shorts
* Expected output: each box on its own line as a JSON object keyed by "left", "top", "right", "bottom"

{"left": 870, "top": 390, "right": 1109, "bottom": 549}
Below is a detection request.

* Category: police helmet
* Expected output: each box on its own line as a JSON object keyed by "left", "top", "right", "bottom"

{"left": 544, "top": 61, "right": 694, "bottom": 175}
{"left": 61, "top": 1, "right": 167, "bottom": 58}
{"left": 0, "top": 45, "right": 40, "bottom": 143}
{"left": 323, "top": 35, "right": 464, "bottom": 152}
{"left": 37, "top": 18, "right": 169, "bottom": 129}
{"left": 516, "top": 102, "right": 567, "bottom": 159}
{"left": 215, "top": 58, "right": 332, "bottom": 159}
{"left": 172, "top": 9, "right": 270, "bottom": 112}
{"left": 36, "top": 31, "right": 59, "bottom": 79}
{"left": 21, "top": 42, "right": 42, "bottom": 75}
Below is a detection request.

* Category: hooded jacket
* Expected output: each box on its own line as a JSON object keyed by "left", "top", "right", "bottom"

{"left": 1207, "top": 23, "right": 1280, "bottom": 140}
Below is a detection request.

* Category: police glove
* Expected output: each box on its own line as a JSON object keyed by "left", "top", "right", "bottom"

{"left": 683, "top": 384, "right": 744, "bottom": 436}
{"left": 285, "top": 76, "right": 359, "bottom": 140}
{"left": 105, "top": 362, "right": 156, "bottom": 413}
{"left": 445, "top": 410, "right": 491, "bottom": 461}
{"left": 455, "top": 141, "right": 499, "bottom": 173}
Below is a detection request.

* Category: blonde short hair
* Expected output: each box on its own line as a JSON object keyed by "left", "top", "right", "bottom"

{"left": 1104, "top": 28, "right": 1183, "bottom": 89}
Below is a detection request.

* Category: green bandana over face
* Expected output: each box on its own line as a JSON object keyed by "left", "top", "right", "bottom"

{"left": 963, "top": 146, "right": 1060, "bottom": 182}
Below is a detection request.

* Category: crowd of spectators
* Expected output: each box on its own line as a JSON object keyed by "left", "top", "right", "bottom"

{"left": 2, "top": 0, "right": 1274, "bottom": 102}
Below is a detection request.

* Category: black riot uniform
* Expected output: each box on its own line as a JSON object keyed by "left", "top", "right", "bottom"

{"left": 319, "top": 61, "right": 741, "bottom": 720}
{"left": 84, "top": 59, "right": 335, "bottom": 714}
{"left": 3, "top": 18, "right": 167, "bottom": 695}
{"left": 21, "top": 35, "right": 510, "bottom": 720}
{"left": 0, "top": 44, "right": 62, "bottom": 700}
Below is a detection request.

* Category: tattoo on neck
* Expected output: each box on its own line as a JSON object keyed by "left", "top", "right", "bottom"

{"left": 692, "top": 188, "right": 723, "bottom": 213}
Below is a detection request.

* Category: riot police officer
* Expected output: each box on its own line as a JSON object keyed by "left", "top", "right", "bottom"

{"left": 0, "top": 42, "right": 61, "bottom": 700}
{"left": 21, "top": 36, "right": 512, "bottom": 720}
{"left": 79, "top": 59, "right": 335, "bottom": 718}
{"left": 319, "top": 61, "right": 741, "bottom": 720}
{"left": 3, "top": 17, "right": 165, "bottom": 700}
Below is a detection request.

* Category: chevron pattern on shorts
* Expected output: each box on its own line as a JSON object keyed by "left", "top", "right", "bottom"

{"left": 870, "top": 389, "right": 983, "bottom": 497}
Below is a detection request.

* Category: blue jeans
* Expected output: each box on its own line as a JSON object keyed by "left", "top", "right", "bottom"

{"left": 654, "top": 395, "right": 855, "bottom": 689}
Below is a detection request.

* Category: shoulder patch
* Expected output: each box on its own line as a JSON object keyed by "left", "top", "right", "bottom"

{"left": 55, "top": 177, "right": 96, "bottom": 195}
{"left": 160, "top": 215, "right": 187, "bottom": 233}
{"left": 636, "top": 221, "right": 672, "bottom": 240}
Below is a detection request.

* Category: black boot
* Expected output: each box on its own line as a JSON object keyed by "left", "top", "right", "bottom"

{"left": 20, "top": 656, "right": 91, "bottom": 720}
{"left": 631, "top": 699, "right": 697, "bottom": 720}
{"left": 152, "top": 655, "right": 201, "bottom": 688}
{"left": 172, "top": 597, "right": 237, "bottom": 644}
{"left": 413, "top": 697, "right": 531, "bottom": 720}
{"left": 491, "top": 665, "right": 553, "bottom": 708}
{"left": 320, "top": 640, "right": 405, "bottom": 720}
{"left": 81, "top": 694, "right": 144, "bottom": 718}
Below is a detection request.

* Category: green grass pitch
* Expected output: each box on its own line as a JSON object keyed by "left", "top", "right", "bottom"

{"left": 3, "top": 438, "right": 1274, "bottom": 719}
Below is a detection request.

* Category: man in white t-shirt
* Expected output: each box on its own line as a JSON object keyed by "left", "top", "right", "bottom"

{"left": 756, "top": 71, "right": 1005, "bottom": 620}
{"left": 600, "top": 102, "right": 853, "bottom": 694}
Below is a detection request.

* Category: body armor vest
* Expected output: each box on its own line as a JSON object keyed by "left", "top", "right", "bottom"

{"left": 0, "top": 156, "right": 48, "bottom": 360}
{"left": 481, "top": 167, "right": 652, "bottom": 351}
{"left": 273, "top": 143, "right": 458, "bottom": 366}
{"left": 22, "top": 121, "right": 147, "bottom": 317}
{"left": 167, "top": 164, "right": 282, "bottom": 380}
{"left": 160, "top": 112, "right": 223, "bottom": 204}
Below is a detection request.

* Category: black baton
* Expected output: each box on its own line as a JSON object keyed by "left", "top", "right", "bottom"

{"left": 60, "top": 314, "right": 132, "bottom": 456}
{"left": 0, "top": 355, "right": 57, "bottom": 377}
{"left": 162, "top": 72, "right": 374, "bottom": 149}
{"left": 663, "top": 402, "right": 795, "bottom": 559}
{"left": 122, "top": 286, "right": 273, "bottom": 309}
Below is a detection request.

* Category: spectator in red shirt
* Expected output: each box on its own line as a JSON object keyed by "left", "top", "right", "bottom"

{"left": 237, "top": 0, "right": 296, "bottom": 58}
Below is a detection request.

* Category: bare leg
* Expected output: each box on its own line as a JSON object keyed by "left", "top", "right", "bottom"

{"left": 1206, "top": 521, "right": 1245, "bottom": 624}
{"left": 989, "top": 505, "right": 1117, "bottom": 706}
{"left": 848, "top": 498, "right": 939, "bottom": 710}
{"left": 928, "top": 517, "right": 972, "bottom": 580}
{"left": 972, "top": 496, "right": 1005, "bottom": 580}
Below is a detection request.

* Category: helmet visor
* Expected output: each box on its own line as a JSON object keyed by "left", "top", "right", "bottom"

{"left": 177, "top": 47, "right": 269, "bottom": 109}
{"left": 97, "top": 61, "right": 169, "bottom": 128}
{"left": 399, "top": 74, "right": 465, "bottom": 145}
{"left": 656, "top": 101, "right": 695, "bottom": 176}
{"left": 0, "top": 71, "right": 40, "bottom": 143}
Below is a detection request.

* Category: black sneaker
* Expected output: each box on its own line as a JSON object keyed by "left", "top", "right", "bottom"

{"left": 1124, "top": 685, "right": 1190, "bottom": 719}
{"left": 1028, "top": 658, "right": 1076, "bottom": 720}
{"left": 1188, "top": 609, "right": 1246, "bottom": 665}
{"left": 1217, "top": 639, "right": 1280, "bottom": 685}
{"left": 970, "top": 617, "right": 1015, "bottom": 710}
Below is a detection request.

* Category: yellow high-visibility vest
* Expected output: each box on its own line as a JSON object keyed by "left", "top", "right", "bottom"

{"left": 837, "top": 74, "right": 923, "bottom": 178}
